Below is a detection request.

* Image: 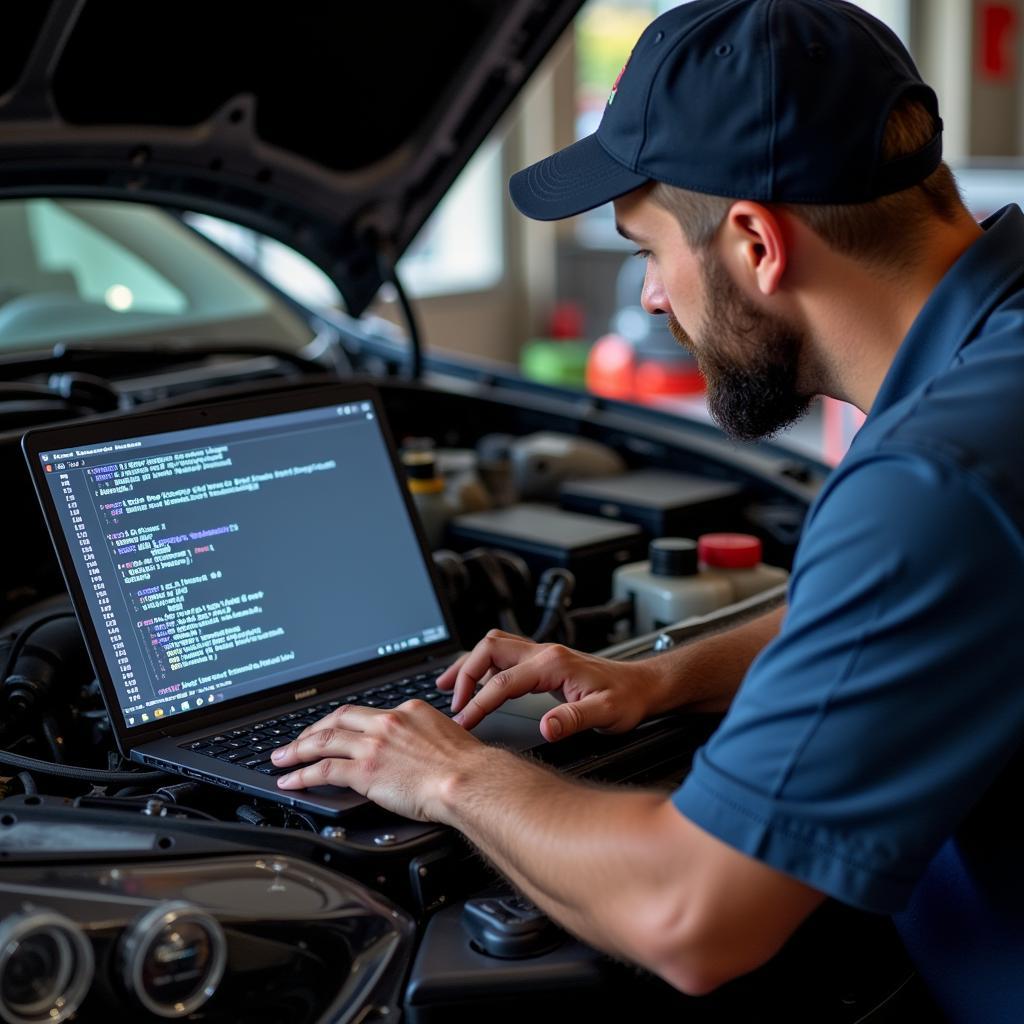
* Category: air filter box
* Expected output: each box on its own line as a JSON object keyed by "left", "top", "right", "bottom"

{"left": 446, "top": 504, "right": 644, "bottom": 601}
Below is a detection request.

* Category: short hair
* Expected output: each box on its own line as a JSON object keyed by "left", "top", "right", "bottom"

{"left": 649, "top": 96, "right": 967, "bottom": 271}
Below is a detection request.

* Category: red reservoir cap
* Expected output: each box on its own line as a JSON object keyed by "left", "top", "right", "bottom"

{"left": 698, "top": 533, "right": 762, "bottom": 569}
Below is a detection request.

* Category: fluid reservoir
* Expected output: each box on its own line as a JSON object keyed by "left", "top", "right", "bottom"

{"left": 697, "top": 533, "right": 788, "bottom": 600}
{"left": 613, "top": 538, "right": 733, "bottom": 634}
{"left": 403, "top": 448, "right": 453, "bottom": 550}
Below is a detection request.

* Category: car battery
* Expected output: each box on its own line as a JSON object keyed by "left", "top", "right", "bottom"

{"left": 446, "top": 504, "right": 644, "bottom": 601}
{"left": 559, "top": 469, "right": 743, "bottom": 538}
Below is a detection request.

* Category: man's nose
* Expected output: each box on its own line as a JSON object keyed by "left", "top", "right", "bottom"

{"left": 641, "top": 264, "right": 670, "bottom": 316}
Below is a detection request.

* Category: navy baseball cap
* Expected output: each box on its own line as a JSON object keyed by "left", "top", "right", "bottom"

{"left": 510, "top": 0, "right": 942, "bottom": 220}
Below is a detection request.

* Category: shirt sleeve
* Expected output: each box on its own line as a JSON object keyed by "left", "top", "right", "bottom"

{"left": 673, "top": 450, "right": 1024, "bottom": 912}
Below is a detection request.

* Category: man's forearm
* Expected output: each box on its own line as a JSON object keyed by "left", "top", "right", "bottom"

{"left": 441, "top": 748, "right": 678, "bottom": 967}
{"left": 447, "top": 609, "right": 790, "bottom": 923}
{"left": 438, "top": 738, "right": 821, "bottom": 995}
{"left": 643, "top": 605, "right": 786, "bottom": 715}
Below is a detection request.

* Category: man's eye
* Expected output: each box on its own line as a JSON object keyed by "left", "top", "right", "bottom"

{"left": 631, "top": 248, "right": 651, "bottom": 260}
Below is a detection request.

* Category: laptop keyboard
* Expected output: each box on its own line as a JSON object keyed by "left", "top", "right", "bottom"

{"left": 179, "top": 669, "right": 453, "bottom": 776}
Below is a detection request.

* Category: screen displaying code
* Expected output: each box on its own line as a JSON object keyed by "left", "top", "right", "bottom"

{"left": 39, "top": 402, "right": 448, "bottom": 728}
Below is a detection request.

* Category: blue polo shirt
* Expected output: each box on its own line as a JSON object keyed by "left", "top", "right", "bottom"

{"left": 673, "top": 205, "right": 1024, "bottom": 1022}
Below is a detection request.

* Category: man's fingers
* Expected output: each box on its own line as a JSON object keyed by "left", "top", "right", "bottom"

{"left": 450, "top": 633, "right": 535, "bottom": 714}
{"left": 437, "top": 630, "right": 526, "bottom": 691}
{"left": 438, "top": 661, "right": 496, "bottom": 698}
{"left": 272, "top": 724, "right": 355, "bottom": 767}
{"left": 294, "top": 702, "right": 370, "bottom": 743}
{"left": 276, "top": 757, "right": 356, "bottom": 790}
{"left": 540, "top": 692, "right": 615, "bottom": 742}
{"left": 435, "top": 651, "right": 471, "bottom": 691}
{"left": 455, "top": 660, "right": 552, "bottom": 731}
{"left": 295, "top": 713, "right": 337, "bottom": 744}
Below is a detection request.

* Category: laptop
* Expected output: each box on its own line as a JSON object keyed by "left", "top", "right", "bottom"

{"left": 22, "top": 383, "right": 557, "bottom": 816}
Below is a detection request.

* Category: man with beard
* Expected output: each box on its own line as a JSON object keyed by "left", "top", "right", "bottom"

{"left": 661, "top": 249, "right": 810, "bottom": 442}
{"left": 269, "top": 2, "right": 1023, "bottom": 1019}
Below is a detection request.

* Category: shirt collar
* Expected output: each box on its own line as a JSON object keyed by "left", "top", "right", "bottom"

{"left": 869, "top": 204, "right": 1024, "bottom": 420}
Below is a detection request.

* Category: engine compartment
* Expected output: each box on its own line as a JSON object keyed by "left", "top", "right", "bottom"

{"left": 0, "top": 348, "right": 915, "bottom": 1022}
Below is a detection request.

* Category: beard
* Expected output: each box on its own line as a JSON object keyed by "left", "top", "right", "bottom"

{"left": 667, "top": 254, "right": 812, "bottom": 442}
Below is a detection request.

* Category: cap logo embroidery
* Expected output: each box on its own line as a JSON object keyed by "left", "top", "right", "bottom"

{"left": 608, "top": 57, "right": 630, "bottom": 105}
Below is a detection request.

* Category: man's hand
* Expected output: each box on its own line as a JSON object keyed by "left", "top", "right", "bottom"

{"left": 270, "top": 700, "right": 482, "bottom": 822}
{"left": 436, "top": 629, "right": 662, "bottom": 740}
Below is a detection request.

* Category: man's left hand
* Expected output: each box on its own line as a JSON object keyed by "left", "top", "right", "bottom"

{"left": 270, "top": 701, "right": 483, "bottom": 821}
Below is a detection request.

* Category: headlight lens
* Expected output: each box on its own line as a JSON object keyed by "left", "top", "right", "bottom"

{"left": 121, "top": 901, "right": 226, "bottom": 1018}
{"left": 0, "top": 910, "right": 93, "bottom": 1024}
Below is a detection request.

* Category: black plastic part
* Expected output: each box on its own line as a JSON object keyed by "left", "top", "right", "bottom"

{"left": 404, "top": 900, "right": 609, "bottom": 1024}
{"left": 559, "top": 469, "right": 744, "bottom": 538}
{"left": 447, "top": 505, "right": 644, "bottom": 602}
{"left": 462, "top": 895, "right": 562, "bottom": 960}
{"left": 406, "top": 893, "right": 935, "bottom": 1024}
{"left": 649, "top": 537, "right": 699, "bottom": 577}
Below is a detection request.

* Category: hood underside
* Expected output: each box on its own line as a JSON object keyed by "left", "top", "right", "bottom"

{"left": 0, "top": 0, "right": 583, "bottom": 315}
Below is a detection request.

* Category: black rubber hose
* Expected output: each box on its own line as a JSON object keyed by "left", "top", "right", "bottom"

{"left": 1, "top": 612, "right": 77, "bottom": 684}
{"left": 0, "top": 749, "right": 166, "bottom": 784}
{"left": 569, "top": 598, "right": 634, "bottom": 626}
{"left": 532, "top": 568, "right": 576, "bottom": 644}
{"left": 464, "top": 549, "right": 526, "bottom": 636}
{"left": 532, "top": 606, "right": 567, "bottom": 645}
{"left": 40, "top": 716, "right": 65, "bottom": 764}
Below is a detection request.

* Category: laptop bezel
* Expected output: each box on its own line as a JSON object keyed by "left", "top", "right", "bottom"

{"left": 22, "top": 382, "right": 462, "bottom": 753}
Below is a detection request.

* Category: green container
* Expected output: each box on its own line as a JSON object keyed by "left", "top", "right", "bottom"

{"left": 520, "top": 339, "right": 591, "bottom": 388}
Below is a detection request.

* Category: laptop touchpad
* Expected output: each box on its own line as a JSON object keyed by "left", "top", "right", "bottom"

{"left": 496, "top": 692, "right": 560, "bottom": 720}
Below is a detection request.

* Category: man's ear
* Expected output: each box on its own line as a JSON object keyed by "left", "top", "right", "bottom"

{"left": 720, "top": 201, "right": 788, "bottom": 296}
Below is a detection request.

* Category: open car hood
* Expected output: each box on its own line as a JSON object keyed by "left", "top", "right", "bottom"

{"left": 0, "top": 0, "right": 583, "bottom": 316}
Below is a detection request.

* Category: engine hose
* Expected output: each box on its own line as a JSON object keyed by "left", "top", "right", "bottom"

{"left": 532, "top": 568, "right": 576, "bottom": 644}
{"left": 559, "top": 610, "right": 576, "bottom": 647}
{"left": 532, "top": 606, "right": 575, "bottom": 645}
{"left": 1, "top": 612, "right": 77, "bottom": 684}
{"left": 40, "top": 716, "right": 66, "bottom": 765}
{"left": 568, "top": 598, "right": 634, "bottom": 625}
{"left": 464, "top": 549, "right": 526, "bottom": 636}
{"left": 0, "top": 749, "right": 166, "bottom": 784}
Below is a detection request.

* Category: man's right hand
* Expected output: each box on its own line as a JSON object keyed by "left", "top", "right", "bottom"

{"left": 436, "top": 629, "right": 661, "bottom": 742}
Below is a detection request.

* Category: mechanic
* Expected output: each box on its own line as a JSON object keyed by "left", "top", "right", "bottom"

{"left": 269, "top": 2, "right": 1024, "bottom": 1019}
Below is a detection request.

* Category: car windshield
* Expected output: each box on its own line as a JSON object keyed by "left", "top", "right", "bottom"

{"left": 0, "top": 198, "right": 316, "bottom": 353}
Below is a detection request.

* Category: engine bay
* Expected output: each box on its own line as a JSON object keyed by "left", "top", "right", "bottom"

{"left": 0, "top": 346, "right": 913, "bottom": 1022}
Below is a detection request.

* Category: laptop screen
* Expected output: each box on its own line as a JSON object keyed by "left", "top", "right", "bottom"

{"left": 32, "top": 397, "right": 450, "bottom": 730}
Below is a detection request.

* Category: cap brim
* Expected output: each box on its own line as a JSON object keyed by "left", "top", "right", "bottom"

{"left": 509, "top": 134, "right": 649, "bottom": 221}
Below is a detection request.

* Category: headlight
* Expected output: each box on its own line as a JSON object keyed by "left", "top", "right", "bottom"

{"left": 120, "top": 901, "right": 226, "bottom": 1018}
{"left": 0, "top": 909, "right": 94, "bottom": 1024}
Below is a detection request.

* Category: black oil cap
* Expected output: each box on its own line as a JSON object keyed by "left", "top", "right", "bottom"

{"left": 650, "top": 537, "right": 698, "bottom": 577}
